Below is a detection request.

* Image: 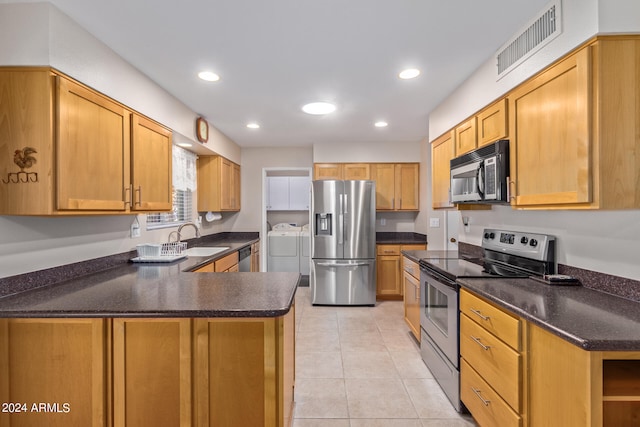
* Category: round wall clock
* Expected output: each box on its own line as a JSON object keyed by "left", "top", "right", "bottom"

{"left": 196, "top": 117, "right": 209, "bottom": 143}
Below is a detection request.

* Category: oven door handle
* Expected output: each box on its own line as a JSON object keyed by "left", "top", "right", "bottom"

{"left": 420, "top": 267, "right": 457, "bottom": 289}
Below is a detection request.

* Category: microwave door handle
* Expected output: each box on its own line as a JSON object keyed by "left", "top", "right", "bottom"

{"left": 476, "top": 161, "right": 485, "bottom": 199}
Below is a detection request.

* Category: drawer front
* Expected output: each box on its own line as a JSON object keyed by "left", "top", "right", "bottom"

{"left": 461, "top": 359, "right": 522, "bottom": 427}
{"left": 402, "top": 257, "right": 419, "bottom": 279}
{"left": 460, "top": 289, "right": 520, "bottom": 350}
{"left": 214, "top": 252, "right": 239, "bottom": 272}
{"left": 377, "top": 245, "right": 400, "bottom": 256}
{"left": 460, "top": 314, "right": 521, "bottom": 411}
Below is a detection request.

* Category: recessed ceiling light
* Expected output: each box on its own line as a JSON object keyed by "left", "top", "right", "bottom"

{"left": 246, "top": 123, "right": 260, "bottom": 129}
{"left": 302, "top": 102, "right": 336, "bottom": 115}
{"left": 398, "top": 68, "right": 420, "bottom": 79}
{"left": 374, "top": 121, "right": 388, "bottom": 128}
{"left": 198, "top": 71, "right": 220, "bottom": 82}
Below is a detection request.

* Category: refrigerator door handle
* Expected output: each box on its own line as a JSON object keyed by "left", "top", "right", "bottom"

{"left": 338, "top": 194, "right": 344, "bottom": 244}
{"left": 317, "top": 262, "right": 371, "bottom": 267}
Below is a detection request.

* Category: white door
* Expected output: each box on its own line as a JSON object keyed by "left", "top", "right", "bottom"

{"left": 289, "top": 176, "right": 311, "bottom": 210}
{"left": 266, "top": 176, "right": 290, "bottom": 210}
{"left": 446, "top": 210, "right": 459, "bottom": 251}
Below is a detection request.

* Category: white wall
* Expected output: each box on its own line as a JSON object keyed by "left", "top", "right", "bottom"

{"left": 425, "top": 0, "right": 640, "bottom": 280}
{"left": 313, "top": 141, "right": 420, "bottom": 163}
{"left": 0, "top": 3, "right": 242, "bottom": 278}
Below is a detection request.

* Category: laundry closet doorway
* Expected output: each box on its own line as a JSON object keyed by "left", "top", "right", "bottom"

{"left": 261, "top": 168, "right": 312, "bottom": 282}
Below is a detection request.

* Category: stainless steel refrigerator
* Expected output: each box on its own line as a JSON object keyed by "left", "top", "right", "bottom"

{"left": 310, "top": 180, "right": 376, "bottom": 306}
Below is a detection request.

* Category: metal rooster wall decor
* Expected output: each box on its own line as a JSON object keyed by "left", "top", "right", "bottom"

{"left": 3, "top": 147, "right": 39, "bottom": 184}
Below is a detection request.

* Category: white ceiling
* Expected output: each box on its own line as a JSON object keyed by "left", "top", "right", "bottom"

{"left": 9, "top": 0, "right": 550, "bottom": 148}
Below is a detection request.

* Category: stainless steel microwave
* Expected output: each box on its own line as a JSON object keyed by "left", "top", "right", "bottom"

{"left": 450, "top": 139, "right": 509, "bottom": 204}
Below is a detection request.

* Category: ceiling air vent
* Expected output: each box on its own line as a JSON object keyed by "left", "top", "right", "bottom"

{"left": 496, "top": 0, "right": 562, "bottom": 79}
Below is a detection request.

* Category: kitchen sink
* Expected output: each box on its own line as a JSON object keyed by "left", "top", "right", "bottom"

{"left": 185, "top": 247, "right": 230, "bottom": 257}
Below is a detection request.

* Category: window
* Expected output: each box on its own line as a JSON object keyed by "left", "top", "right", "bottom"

{"left": 147, "top": 145, "right": 197, "bottom": 229}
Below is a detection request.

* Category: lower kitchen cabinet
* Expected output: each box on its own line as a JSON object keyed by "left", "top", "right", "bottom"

{"left": 461, "top": 289, "right": 640, "bottom": 427}
{"left": 0, "top": 311, "right": 295, "bottom": 427}
{"left": 112, "top": 319, "right": 192, "bottom": 427}
{"left": 251, "top": 241, "right": 261, "bottom": 272}
{"left": 0, "top": 318, "right": 108, "bottom": 427}
{"left": 402, "top": 256, "right": 421, "bottom": 341}
{"left": 193, "top": 305, "right": 295, "bottom": 427}
{"left": 377, "top": 244, "right": 426, "bottom": 300}
{"left": 192, "top": 251, "right": 239, "bottom": 273}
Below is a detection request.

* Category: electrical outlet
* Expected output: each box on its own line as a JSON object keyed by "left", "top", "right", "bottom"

{"left": 380, "top": 218, "right": 386, "bottom": 226}
{"left": 429, "top": 217, "right": 440, "bottom": 228}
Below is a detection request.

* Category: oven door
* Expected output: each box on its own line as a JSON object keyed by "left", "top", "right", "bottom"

{"left": 420, "top": 267, "right": 459, "bottom": 368}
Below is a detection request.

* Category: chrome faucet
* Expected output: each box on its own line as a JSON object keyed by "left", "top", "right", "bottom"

{"left": 176, "top": 222, "right": 201, "bottom": 242}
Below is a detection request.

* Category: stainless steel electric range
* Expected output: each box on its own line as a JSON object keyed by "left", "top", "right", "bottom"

{"left": 418, "top": 229, "right": 556, "bottom": 412}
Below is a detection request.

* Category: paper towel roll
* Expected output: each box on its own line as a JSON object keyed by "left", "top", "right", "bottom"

{"left": 205, "top": 212, "right": 222, "bottom": 222}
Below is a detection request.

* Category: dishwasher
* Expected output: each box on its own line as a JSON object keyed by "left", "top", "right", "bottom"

{"left": 238, "top": 245, "right": 252, "bottom": 272}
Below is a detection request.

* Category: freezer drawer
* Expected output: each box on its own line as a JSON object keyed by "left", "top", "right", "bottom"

{"left": 311, "top": 259, "right": 376, "bottom": 306}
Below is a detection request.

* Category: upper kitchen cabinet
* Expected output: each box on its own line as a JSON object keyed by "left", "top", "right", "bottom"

{"left": 197, "top": 155, "right": 241, "bottom": 212}
{"left": 454, "top": 98, "right": 507, "bottom": 157}
{"left": 130, "top": 115, "right": 173, "bottom": 211}
{"left": 313, "top": 163, "right": 370, "bottom": 180}
{"left": 454, "top": 117, "right": 477, "bottom": 156}
{"left": 313, "top": 163, "right": 343, "bottom": 180}
{"left": 0, "top": 67, "right": 173, "bottom": 215}
{"left": 372, "top": 163, "right": 420, "bottom": 211}
{"left": 343, "top": 163, "right": 370, "bottom": 180}
{"left": 508, "top": 36, "right": 640, "bottom": 209}
{"left": 431, "top": 131, "right": 455, "bottom": 209}
{"left": 477, "top": 98, "right": 508, "bottom": 147}
{"left": 267, "top": 176, "right": 311, "bottom": 211}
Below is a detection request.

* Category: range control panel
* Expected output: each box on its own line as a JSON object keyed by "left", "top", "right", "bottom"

{"left": 482, "top": 229, "right": 555, "bottom": 262}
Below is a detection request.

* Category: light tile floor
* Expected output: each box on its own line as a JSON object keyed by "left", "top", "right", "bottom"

{"left": 293, "top": 286, "right": 478, "bottom": 427}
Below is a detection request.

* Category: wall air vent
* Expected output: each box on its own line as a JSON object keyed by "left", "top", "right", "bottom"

{"left": 496, "top": 0, "right": 562, "bottom": 79}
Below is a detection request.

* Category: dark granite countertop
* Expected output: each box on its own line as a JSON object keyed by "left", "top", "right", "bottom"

{"left": 0, "top": 233, "right": 300, "bottom": 318}
{"left": 458, "top": 277, "right": 640, "bottom": 351}
{"left": 376, "top": 232, "right": 427, "bottom": 245}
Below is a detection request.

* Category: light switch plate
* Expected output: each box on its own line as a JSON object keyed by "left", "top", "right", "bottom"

{"left": 429, "top": 217, "right": 440, "bottom": 228}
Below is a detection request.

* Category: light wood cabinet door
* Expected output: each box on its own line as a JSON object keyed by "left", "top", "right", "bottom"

{"left": 0, "top": 69, "right": 55, "bottom": 215}
{"left": 113, "top": 318, "right": 192, "bottom": 427}
{"left": 197, "top": 156, "right": 241, "bottom": 212}
{"left": 402, "top": 267, "right": 420, "bottom": 341}
{"left": 431, "top": 131, "right": 455, "bottom": 209}
{"left": 508, "top": 46, "right": 592, "bottom": 207}
{"left": 343, "top": 163, "right": 370, "bottom": 180}
{"left": 131, "top": 114, "right": 172, "bottom": 212}
{"left": 0, "top": 318, "right": 108, "bottom": 427}
{"left": 251, "top": 241, "right": 261, "bottom": 272}
{"left": 477, "top": 98, "right": 507, "bottom": 147}
{"left": 395, "top": 163, "right": 419, "bottom": 210}
{"left": 57, "top": 76, "right": 131, "bottom": 211}
{"left": 377, "top": 256, "right": 401, "bottom": 298}
{"left": 371, "top": 163, "right": 396, "bottom": 210}
{"left": 194, "top": 309, "right": 295, "bottom": 427}
{"left": 454, "top": 117, "right": 477, "bottom": 156}
{"left": 313, "top": 163, "right": 343, "bottom": 180}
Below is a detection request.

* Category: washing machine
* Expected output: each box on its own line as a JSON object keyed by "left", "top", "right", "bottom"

{"left": 267, "top": 223, "right": 301, "bottom": 272}
{"left": 299, "top": 224, "right": 310, "bottom": 275}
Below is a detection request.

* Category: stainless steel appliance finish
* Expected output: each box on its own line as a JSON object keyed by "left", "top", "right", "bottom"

{"left": 450, "top": 139, "right": 509, "bottom": 204}
{"left": 310, "top": 180, "right": 376, "bottom": 306}
{"left": 418, "top": 229, "right": 556, "bottom": 412}
{"left": 238, "top": 245, "right": 252, "bottom": 272}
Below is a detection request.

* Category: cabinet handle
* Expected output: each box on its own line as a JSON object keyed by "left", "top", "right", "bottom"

{"left": 471, "top": 387, "right": 491, "bottom": 406}
{"left": 414, "top": 282, "right": 419, "bottom": 300}
{"left": 470, "top": 335, "right": 490, "bottom": 351}
{"left": 469, "top": 308, "right": 490, "bottom": 321}
{"left": 392, "top": 198, "right": 395, "bottom": 209}
{"left": 134, "top": 186, "right": 142, "bottom": 206}
{"left": 124, "top": 185, "right": 132, "bottom": 206}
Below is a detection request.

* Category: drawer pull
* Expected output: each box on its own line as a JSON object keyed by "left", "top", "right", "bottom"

{"left": 470, "top": 335, "right": 490, "bottom": 351}
{"left": 471, "top": 387, "right": 491, "bottom": 406}
{"left": 470, "top": 308, "right": 490, "bottom": 321}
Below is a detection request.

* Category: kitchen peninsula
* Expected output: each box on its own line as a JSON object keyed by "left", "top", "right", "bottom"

{"left": 0, "top": 249, "right": 299, "bottom": 427}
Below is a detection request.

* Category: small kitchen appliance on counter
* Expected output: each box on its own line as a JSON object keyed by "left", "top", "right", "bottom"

{"left": 310, "top": 180, "right": 376, "bottom": 306}
{"left": 419, "top": 229, "right": 555, "bottom": 412}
